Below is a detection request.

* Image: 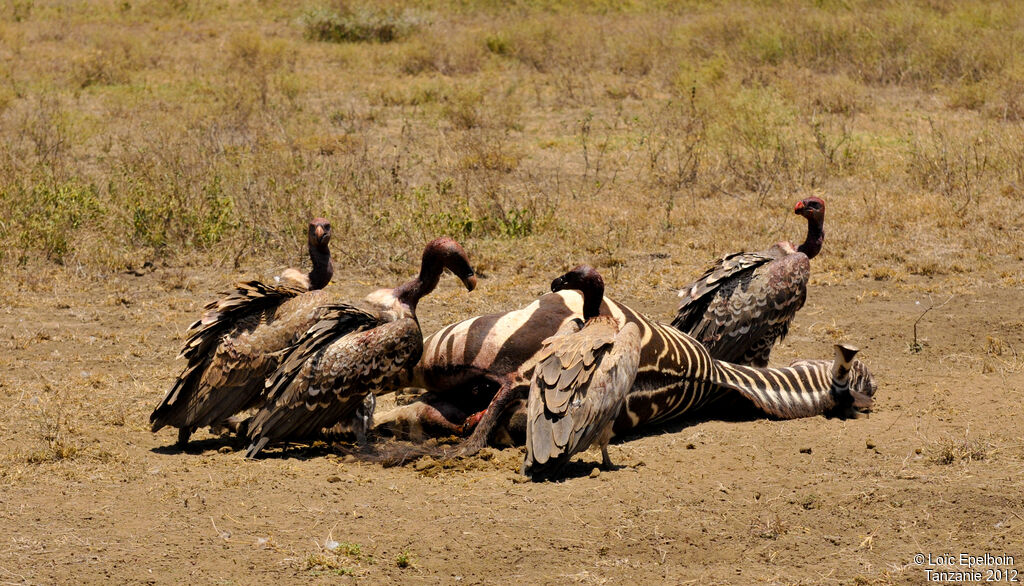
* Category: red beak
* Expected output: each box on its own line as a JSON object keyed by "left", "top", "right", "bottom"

{"left": 794, "top": 201, "right": 805, "bottom": 214}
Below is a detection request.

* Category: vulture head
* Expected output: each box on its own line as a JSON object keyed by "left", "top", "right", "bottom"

{"left": 794, "top": 197, "right": 825, "bottom": 259}
{"left": 395, "top": 237, "right": 477, "bottom": 312}
{"left": 794, "top": 197, "right": 825, "bottom": 224}
{"left": 308, "top": 217, "right": 332, "bottom": 250}
{"left": 425, "top": 237, "right": 477, "bottom": 292}
{"left": 551, "top": 265, "right": 605, "bottom": 320}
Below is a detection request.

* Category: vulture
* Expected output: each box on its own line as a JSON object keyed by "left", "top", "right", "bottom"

{"left": 244, "top": 237, "right": 477, "bottom": 458}
{"left": 671, "top": 197, "right": 825, "bottom": 366}
{"left": 523, "top": 266, "right": 641, "bottom": 480}
{"left": 150, "top": 218, "right": 334, "bottom": 446}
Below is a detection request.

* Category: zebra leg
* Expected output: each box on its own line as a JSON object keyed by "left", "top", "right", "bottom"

{"left": 373, "top": 394, "right": 469, "bottom": 440}
{"left": 457, "top": 374, "right": 523, "bottom": 457}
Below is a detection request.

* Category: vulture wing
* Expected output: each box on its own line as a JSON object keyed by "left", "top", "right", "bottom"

{"left": 525, "top": 319, "right": 641, "bottom": 478}
{"left": 151, "top": 280, "right": 307, "bottom": 433}
{"left": 672, "top": 250, "right": 809, "bottom": 366}
{"left": 245, "top": 305, "right": 422, "bottom": 457}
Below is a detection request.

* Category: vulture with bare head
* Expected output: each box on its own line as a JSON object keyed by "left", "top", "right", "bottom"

{"left": 671, "top": 197, "right": 825, "bottom": 366}
{"left": 523, "top": 266, "right": 641, "bottom": 480}
{"left": 150, "top": 218, "right": 334, "bottom": 446}
{"left": 244, "top": 237, "right": 477, "bottom": 458}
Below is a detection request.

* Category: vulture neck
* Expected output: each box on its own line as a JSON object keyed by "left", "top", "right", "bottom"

{"left": 394, "top": 257, "right": 443, "bottom": 313}
{"left": 307, "top": 244, "right": 333, "bottom": 290}
{"left": 797, "top": 217, "right": 824, "bottom": 259}
{"left": 581, "top": 284, "right": 605, "bottom": 322}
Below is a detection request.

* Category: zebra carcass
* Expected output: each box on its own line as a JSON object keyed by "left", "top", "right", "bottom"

{"left": 375, "top": 290, "right": 876, "bottom": 454}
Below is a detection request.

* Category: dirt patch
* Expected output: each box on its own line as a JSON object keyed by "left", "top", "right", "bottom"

{"left": 1, "top": 264, "right": 1022, "bottom": 584}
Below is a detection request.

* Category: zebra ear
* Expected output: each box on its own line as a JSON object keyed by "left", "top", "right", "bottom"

{"left": 831, "top": 343, "right": 859, "bottom": 381}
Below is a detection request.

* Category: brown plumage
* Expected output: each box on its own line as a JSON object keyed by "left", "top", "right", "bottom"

{"left": 244, "top": 237, "right": 477, "bottom": 458}
{"left": 671, "top": 197, "right": 825, "bottom": 366}
{"left": 150, "top": 218, "right": 333, "bottom": 446}
{"left": 523, "top": 266, "right": 641, "bottom": 480}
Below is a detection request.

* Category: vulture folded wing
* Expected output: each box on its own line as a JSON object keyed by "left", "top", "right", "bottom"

{"left": 526, "top": 319, "right": 637, "bottom": 475}
{"left": 151, "top": 280, "right": 306, "bottom": 431}
{"left": 672, "top": 251, "right": 777, "bottom": 335}
{"left": 246, "top": 309, "right": 422, "bottom": 457}
{"left": 181, "top": 280, "right": 307, "bottom": 361}
{"left": 696, "top": 253, "right": 810, "bottom": 366}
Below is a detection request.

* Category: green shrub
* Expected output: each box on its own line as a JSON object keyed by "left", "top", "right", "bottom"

{"left": 10, "top": 181, "right": 104, "bottom": 264}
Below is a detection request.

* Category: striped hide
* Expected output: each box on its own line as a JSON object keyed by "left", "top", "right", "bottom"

{"left": 410, "top": 290, "right": 876, "bottom": 438}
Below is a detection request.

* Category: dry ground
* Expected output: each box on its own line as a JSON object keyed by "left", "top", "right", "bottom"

{"left": 1, "top": 259, "right": 1022, "bottom": 584}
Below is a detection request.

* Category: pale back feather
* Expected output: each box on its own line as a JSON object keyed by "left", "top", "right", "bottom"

{"left": 524, "top": 318, "right": 642, "bottom": 477}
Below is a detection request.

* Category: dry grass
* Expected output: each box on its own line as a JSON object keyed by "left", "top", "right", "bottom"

{"left": 0, "top": 0, "right": 1022, "bottom": 285}
{"left": 929, "top": 435, "right": 993, "bottom": 465}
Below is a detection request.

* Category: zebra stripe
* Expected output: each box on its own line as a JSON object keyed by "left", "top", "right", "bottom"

{"left": 414, "top": 291, "right": 874, "bottom": 436}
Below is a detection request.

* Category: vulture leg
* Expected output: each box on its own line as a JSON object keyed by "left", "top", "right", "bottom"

{"left": 457, "top": 374, "right": 523, "bottom": 456}
{"left": 221, "top": 414, "right": 249, "bottom": 436}
{"left": 598, "top": 424, "right": 616, "bottom": 470}
{"left": 176, "top": 426, "right": 194, "bottom": 447}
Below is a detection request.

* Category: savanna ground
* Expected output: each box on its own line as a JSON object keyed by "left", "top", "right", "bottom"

{"left": 1, "top": 0, "right": 1023, "bottom": 583}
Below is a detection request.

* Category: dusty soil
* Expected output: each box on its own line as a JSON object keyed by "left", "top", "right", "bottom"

{"left": 1, "top": 261, "right": 1022, "bottom": 584}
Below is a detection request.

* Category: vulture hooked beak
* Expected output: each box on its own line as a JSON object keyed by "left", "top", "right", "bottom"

{"left": 461, "top": 272, "right": 478, "bottom": 292}
{"left": 315, "top": 225, "right": 325, "bottom": 240}
{"left": 550, "top": 275, "right": 568, "bottom": 292}
{"left": 794, "top": 200, "right": 806, "bottom": 214}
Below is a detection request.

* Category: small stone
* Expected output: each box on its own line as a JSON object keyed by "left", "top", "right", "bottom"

{"left": 589, "top": 467, "right": 601, "bottom": 478}
{"left": 914, "top": 448, "right": 922, "bottom": 455}
{"left": 686, "top": 443, "right": 696, "bottom": 450}
{"left": 218, "top": 446, "right": 232, "bottom": 454}
{"left": 866, "top": 439, "right": 876, "bottom": 450}
{"left": 799, "top": 447, "right": 812, "bottom": 454}
{"left": 326, "top": 476, "right": 342, "bottom": 483}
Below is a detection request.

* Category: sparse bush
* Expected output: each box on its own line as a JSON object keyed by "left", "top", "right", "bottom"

{"left": 9, "top": 180, "right": 103, "bottom": 264}
{"left": 0, "top": 0, "right": 1022, "bottom": 279}
{"left": 930, "top": 437, "right": 991, "bottom": 465}
{"left": 908, "top": 121, "right": 994, "bottom": 213}
{"left": 301, "top": 6, "right": 423, "bottom": 44}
